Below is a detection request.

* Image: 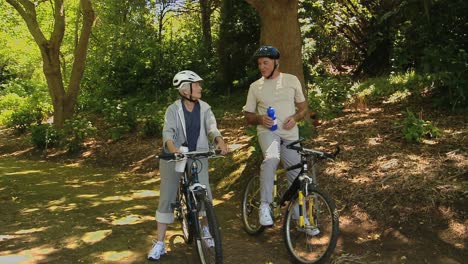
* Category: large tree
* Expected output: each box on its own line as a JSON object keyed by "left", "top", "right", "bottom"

{"left": 245, "top": 0, "right": 306, "bottom": 94}
{"left": 5, "top": 0, "right": 95, "bottom": 127}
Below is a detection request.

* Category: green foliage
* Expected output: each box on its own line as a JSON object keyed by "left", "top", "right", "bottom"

{"left": 298, "top": 121, "right": 314, "bottom": 139}
{"left": 217, "top": 0, "right": 260, "bottom": 94}
{"left": 354, "top": 71, "right": 432, "bottom": 100}
{"left": 0, "top": 93, "right": 26, "bottom": 125}
{"left": 0, "top": 2, "right": 42, "bottom": 84}
{"left": 8, "top": 107, "right": 43, "bottom": 133}
{"left": 391, "top": 0, "right": 468, "bottom": 110}
{"left": 30, "top": 124, "right": 60, "bottom": 150}
{"left": 102, "top": 99, "right": 136, "bottom": 141}
{"left": 138, "top": 110, "right": 165, "bottom": 138}
{"left": 307, "top": 63, "right": 353, "bottom": 119}
{"left": 0, "top": 78, "right": 51, "bottom": 132}
{"left": 63, "top": 116, "right": 97, "bottom": 152}
{"left": 422, "top": 47, "right": 467, "bottom": 110}
{"left": 400, "top": 109, "right": 441, "bottom": 143}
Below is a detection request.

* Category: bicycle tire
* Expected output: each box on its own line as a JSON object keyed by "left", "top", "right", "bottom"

{"left": 176, "top": 182, "right": 193, "bottom": 244}
{"left": 241, "top": 175, "right": 266, "bottom": 235}
{"left": 193, "top": 194, "right": 223, "bottom": 264}
{"left": 283, "top": 186, "right": 339, "bottom": 264}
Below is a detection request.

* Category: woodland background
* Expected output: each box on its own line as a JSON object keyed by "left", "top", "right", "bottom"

{"left": 0, "top": 0, "right": 467, "bottom": 263}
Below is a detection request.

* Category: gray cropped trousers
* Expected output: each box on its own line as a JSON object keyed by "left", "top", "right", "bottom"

{"left": 156, "top": 158, "right": 212, "bottom": 224}
{"left": 258, "top": 132, "right": 301, "bottom": 204}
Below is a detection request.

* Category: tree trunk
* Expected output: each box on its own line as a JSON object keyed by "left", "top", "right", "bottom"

{"left": 245, "top": 0, "right": 306, "bottom": 96}
{"left": 200, "top": 0, "right": 213, "bottom": 55}
{"left": 5, "top": 0, "right": 95, "bottom": 128}
{"left": 218, "top": 0, "right": 234, "bottom": 96}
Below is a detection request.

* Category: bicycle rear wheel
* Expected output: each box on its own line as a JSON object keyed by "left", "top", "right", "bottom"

{"left": 283, "top": 187, "right": 339, "bottom": 264}
{"left": 241, "top": 175, "right": 265, "bottom": 235}
{"left": 194, "top": 193, "right": 223, "bottom": 264}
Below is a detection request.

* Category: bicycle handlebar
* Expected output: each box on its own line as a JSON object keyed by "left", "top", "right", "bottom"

{"left": 286, "top": 138, "right": 340, "bottom": 160}
{"left": 156, "top": 149, "right": 222, "bottom": 160}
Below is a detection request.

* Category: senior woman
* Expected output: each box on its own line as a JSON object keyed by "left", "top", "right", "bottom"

{"left": 147, "top": 70, "right": 228, "bottom": 261}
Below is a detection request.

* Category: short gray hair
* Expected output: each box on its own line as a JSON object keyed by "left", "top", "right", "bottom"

{"left": 178, "top": 82, "right": 191, "bottom": 92}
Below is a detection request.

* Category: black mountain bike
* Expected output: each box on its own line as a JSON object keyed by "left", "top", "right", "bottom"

{"left": 158, "top": 149, "right": 223, "bottom": 264}
{"left": 241, "top": 139, "right": 340, "bottom": 264}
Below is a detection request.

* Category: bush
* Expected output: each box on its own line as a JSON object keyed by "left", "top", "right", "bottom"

{"left": 8, "top": 107, "right": 44, "bottom": 133}
{"left": 0, "top": 78, "right": 51, "bottom": 129}
{"left": 0, "top": 93, "right": 26, "bottom": 126}
{"left": 102, "top": 99, "right": 136, "bottom": 140}
{"left": 139, "top": 112, "right": 164, "bottom": 138}
{"left": 308, "top": 73, "right": 353, "bottom": 119}
{"left": 63, "top": 116, "right": 97, "bottom": 152}
{"left": 30, "top": 124, "right": 60, "bottom": 149}
{"left": 400, "top": 109, "right": 441, "bottom": 143}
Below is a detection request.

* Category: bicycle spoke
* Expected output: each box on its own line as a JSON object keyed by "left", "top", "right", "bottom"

{"left": 194, "top": 196, "right": 222, "bottom": 264}
{"left": 283, "top": 188, "right": 339, "bottom": 264}
{"left": 241, "top": 176, "right": 265, "bottom": 235}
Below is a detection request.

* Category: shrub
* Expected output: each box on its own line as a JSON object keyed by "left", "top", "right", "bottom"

{"left": 308, "top": 74, "right": 353, "bottom": 119}
{"left": 8, "top": 107, "right": 43, "bottom": 133}
{"left": 63, "top": 116, "right": 97, "bottom": 152}
{"left": 30, "top": 124, "right": 60, "bottom": 149}
{"left": 102, "top": 99, "right": 136, "bottom": 140}
{"left": 400, "top": 109, "right": 441, "bottom": 143}
{"left": 138, "top": 112, "right": 164, "bottom": 138}
{"left": 0, "top": 93, "right": 26, "bottom": 126}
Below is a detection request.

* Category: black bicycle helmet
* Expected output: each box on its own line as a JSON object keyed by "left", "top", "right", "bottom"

{"left": 253, "top": 45, "right": 280, "bottom": 61}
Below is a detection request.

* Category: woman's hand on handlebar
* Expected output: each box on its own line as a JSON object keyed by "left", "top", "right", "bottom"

{"left": 166, "top": 140, "right": 183, "bottom": 153}
{"left": 215, "top": 136, "right": 229, "bottom": 155}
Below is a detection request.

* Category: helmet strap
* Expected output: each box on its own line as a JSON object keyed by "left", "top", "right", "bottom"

{"left": 267, "top": 60, "right": 278, "bottom": 79}
{"left": 180, "top": 82, "right": 198, "bottom": 102}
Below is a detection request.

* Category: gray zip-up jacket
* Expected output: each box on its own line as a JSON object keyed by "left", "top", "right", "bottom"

{"left": 157, "top": 99, "right": 222, "bottom": 219}
{"left": 162, "top": 99, "right": 222, "bottom": 152}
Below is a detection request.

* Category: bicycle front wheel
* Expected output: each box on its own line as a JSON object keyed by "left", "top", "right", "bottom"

{"left": 194, "top": 194, "right": 223, "bottom": 264}
{"left": 283, "top": 187, "right": 339, "bottom": 264}
{"left": 176, "top": 184, "right": 192, "bottom": 244}
{"left": 241, "top": 175, "right": 265, "bottom": 235}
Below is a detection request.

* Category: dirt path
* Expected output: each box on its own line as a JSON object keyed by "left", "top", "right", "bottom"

{"left": 0, "top": 151, "right": 465, "bottom": 263}
{"left": 0, "top": 101, "right": 466, "bottom": 263}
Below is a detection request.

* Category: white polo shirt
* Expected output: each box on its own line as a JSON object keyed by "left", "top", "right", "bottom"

{"left": 244, "top": 73, "right": 306, "bottom": 140}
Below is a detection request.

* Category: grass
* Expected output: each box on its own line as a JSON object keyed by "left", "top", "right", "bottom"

{"left": 0, "top": 157, "right": 164, "bottom": 263}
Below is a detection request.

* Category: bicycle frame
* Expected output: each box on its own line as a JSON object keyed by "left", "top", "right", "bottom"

{"left": 184, "top": 157, "right": 209, "bottom": 240}
{"left": 159, "top": 149, "right": 223, "bottom": 263}
{"left": 279, "top": 140, "right": 339, "bottom": 228}
{"left": 241, "top": 139, "right": 340, "bottom": 263}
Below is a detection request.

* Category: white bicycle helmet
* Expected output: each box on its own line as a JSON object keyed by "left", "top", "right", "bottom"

{"left": 173, "top": 70, "right": 203, "bottom": 89}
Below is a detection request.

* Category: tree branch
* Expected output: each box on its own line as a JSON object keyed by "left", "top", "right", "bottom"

{"left": 67, "top": 0, "right": 95, "bottom": 101}
{"left": 49, "top": 0, "right": 65, "bottom": 48}
{"left": 6, "top": 0, "right": 48, "bottom": 45}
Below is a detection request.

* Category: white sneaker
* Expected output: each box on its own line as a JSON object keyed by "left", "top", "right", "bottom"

{"left": 259, "top": 203, "right": 273, "bottom": 226}
{"left": 297, "top": 218, "right": 320, "bottom": 236}
{"left": 203, "top": 226, "right": 215, "bottom": 248}
{"left": 147, "top": 240, "right": 165, "bottom": 261}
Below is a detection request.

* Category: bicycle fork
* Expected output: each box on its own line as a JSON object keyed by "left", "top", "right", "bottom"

{"left": 272, "top": 173, "right": 281, "bottom": 219}
{"left": 297, "top": 175, "right": 315, "bottom": 229}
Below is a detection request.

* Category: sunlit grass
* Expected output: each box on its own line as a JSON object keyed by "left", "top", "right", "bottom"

{"left": 81, "top": 229, "right": 112, "bottom": 244}
{"left": 99, "top": 250, "right": 135, "bottom": 262}
{"left": 5, "top": 170, "right": 41, "bottom": 175}
{"left": 110, "top": 214, "right": 153, "bottom": 225}
{"left": 0, "top": 157, "right": 160, "bottom": 263}
{"left": 14, "top": 227, "right": 48, "bottom": 235}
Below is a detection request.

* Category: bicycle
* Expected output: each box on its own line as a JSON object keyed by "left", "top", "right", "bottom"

{"left": 241, "top": 138, "right": 340, "bottom": 264}
{"left": 157, "top": 149, "right": 223, "bottom": 264}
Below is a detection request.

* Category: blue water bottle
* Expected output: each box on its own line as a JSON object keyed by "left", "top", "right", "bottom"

{"left": 267, "top": 106, "right": 278, "bottom": 131}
